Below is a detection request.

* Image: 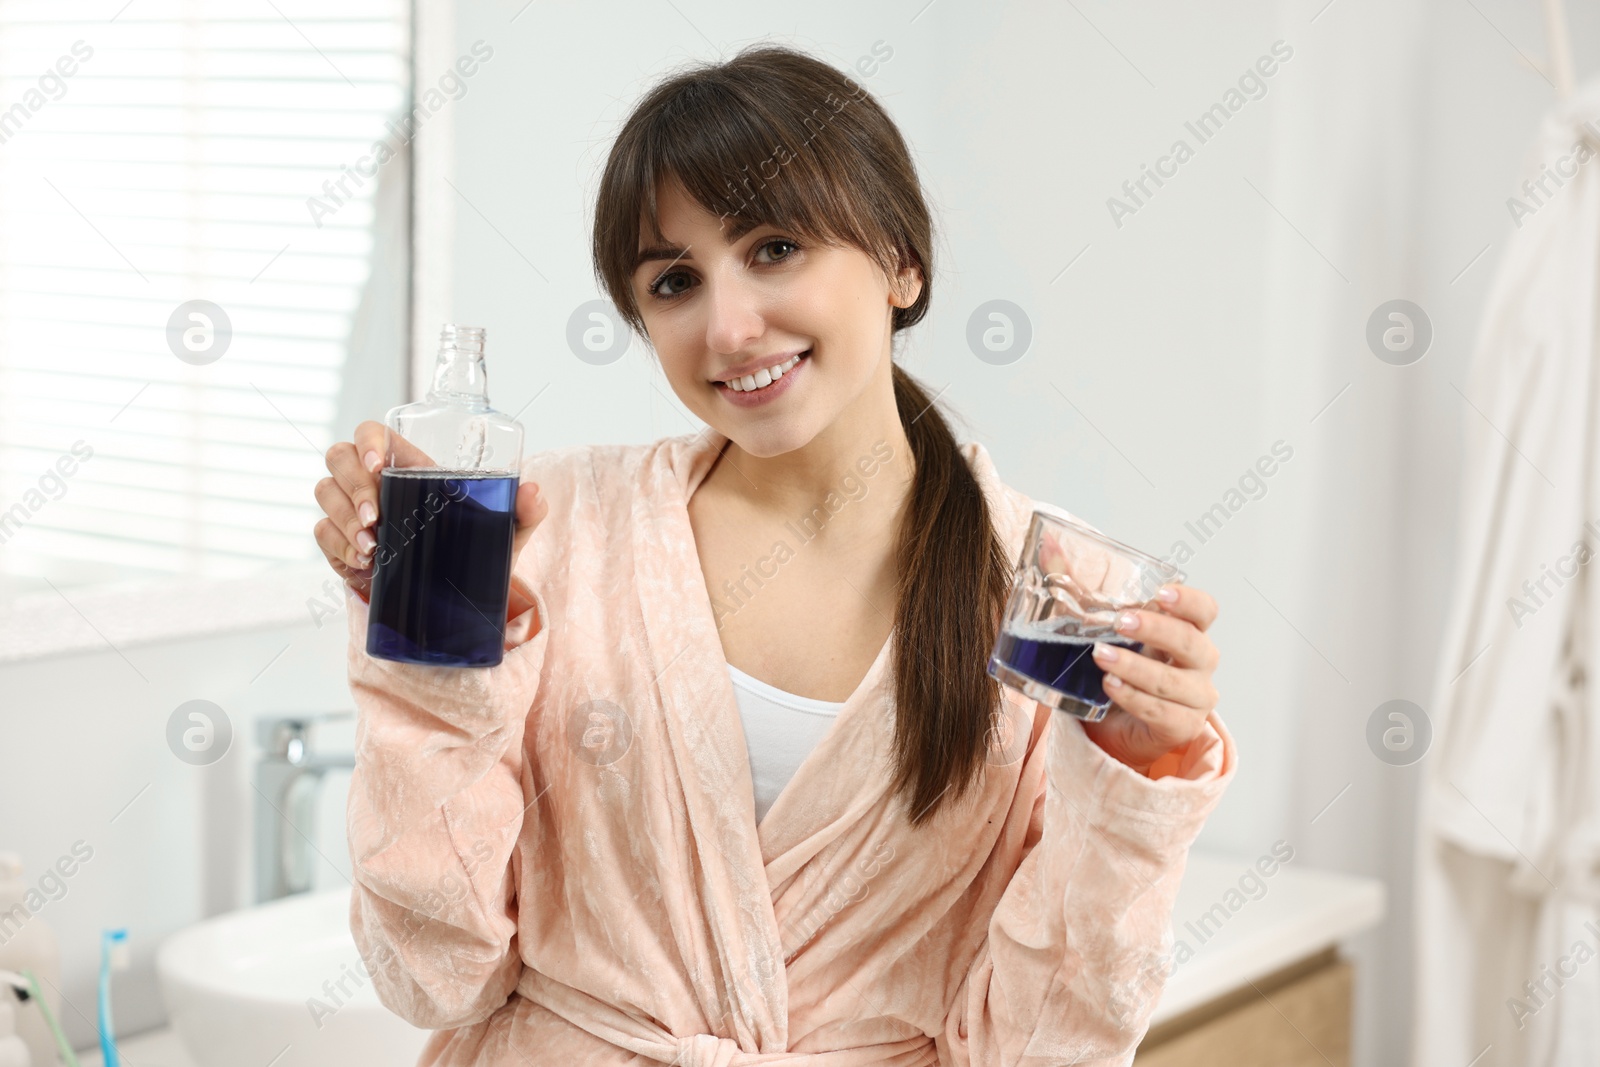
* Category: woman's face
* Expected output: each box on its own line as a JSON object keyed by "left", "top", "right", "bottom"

{"left": 630, "top": 179, "right": 920, "bottom": 458}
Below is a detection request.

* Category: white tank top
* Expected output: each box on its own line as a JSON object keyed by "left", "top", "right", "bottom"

{"left": 727, "top": 662, "right": 845, "bottom": 823}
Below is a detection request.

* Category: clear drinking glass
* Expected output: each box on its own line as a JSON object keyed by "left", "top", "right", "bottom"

{"left": 988, "top": 508, "right": 1185, "bottom": 721}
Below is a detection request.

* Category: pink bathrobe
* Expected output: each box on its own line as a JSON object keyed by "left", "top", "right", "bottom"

{"left": 343, "top": 428, "right": 1237, "bottom": 1067}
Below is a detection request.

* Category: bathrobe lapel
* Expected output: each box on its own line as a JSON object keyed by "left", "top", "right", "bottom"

{"left": 631, "top": 429, "right": 915, "bottom": 1040}
{"left": 630, "top": 427, "right": 785, "bottom": 1048}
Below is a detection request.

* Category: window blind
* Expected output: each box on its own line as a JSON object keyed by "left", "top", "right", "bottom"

{"left": 0, "top": 0, "right": 409, "bottom": 599}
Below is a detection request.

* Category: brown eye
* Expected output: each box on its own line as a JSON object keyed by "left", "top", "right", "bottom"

{"left": 756, "top": 238, "right": 798, "bottom": 263}
{"left": 647, "top": 270, "right": 693, "bottom": 299}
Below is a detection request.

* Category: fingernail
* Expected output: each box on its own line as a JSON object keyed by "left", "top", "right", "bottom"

{"left": 1117, "top": 612, "right": 1139, "bottom": 632}
{"left": 359, "top": 502, "right": 377, "bottom": 526}
{"left": 1104, "top": 673, "right": 1123, "bottom": 688}
{"left": 356, "top": 529, "right": 376, "bottom": 554}
{"left": 1093, "top": 641, "right": 1118, "bottom": 662}
{"left": 1157, "top": 586, "right": 1178, "bottom": 603}
{"left": 364, "top": 450, "right": 382, "bottom": 472}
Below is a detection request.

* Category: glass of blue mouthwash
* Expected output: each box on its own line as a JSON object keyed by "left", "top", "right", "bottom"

{"left": 365, "top": 324, "right": 524, "bottom": 668}
{"left": 988, "top": 508, "right": 1184, "bottom": 721}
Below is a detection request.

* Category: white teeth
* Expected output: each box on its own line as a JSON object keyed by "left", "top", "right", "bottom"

{"left": 725, "top": 352, "right": 803, "bottom": 392}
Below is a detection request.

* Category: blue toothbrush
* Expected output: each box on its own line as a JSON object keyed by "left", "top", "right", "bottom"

{"left": 98, "top": 929, "right": 129, "bottom": 1067}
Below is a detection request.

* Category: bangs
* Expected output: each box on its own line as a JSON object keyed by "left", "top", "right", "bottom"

{"left": 631, "top": 79, "right": 876, "bottom": 258}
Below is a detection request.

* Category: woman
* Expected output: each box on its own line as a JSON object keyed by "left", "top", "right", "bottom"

{"left": 315, "top": 44, "right": 1235, "bottom": 1067}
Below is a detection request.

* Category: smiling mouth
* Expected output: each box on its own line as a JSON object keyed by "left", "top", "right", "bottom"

{"left": 716, "top": 349, "right": 811, "bottom": 392}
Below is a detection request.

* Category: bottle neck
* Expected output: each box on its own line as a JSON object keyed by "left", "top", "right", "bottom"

{"left": 427, "top": 346, "right": 490, "bottom": 404}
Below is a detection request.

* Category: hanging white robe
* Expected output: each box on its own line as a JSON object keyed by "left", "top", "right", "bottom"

{"left": 1415, "top": 76, "right": 1600, "bottom": 1067}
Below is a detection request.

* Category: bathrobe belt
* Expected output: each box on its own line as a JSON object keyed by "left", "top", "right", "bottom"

{"left": 515, "top": 966, "right": 940, "bottom": 1066}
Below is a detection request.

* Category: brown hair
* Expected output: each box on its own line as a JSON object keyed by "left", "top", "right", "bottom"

{"left": 590, "top": 44, "right": 1012, "bottom": 827}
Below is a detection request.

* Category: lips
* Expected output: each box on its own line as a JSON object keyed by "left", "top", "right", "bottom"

{"left": 715, "top": 349, "right": 810, "bottom": 392}
{"left": 715, "top": 347, "right": 809, "bottom": 406}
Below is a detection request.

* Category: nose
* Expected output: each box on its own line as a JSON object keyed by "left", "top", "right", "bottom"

{"left": 701, "top": 269, "right": 765, "bottom": 356}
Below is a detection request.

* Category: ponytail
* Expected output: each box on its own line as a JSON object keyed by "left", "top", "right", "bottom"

{"left": 888, "top": 364, "right": 1013, "bottom": 827}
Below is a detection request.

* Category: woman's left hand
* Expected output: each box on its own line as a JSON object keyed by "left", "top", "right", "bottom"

{"left": 1080, "top": 583, "right": 1220, "bottom": 776}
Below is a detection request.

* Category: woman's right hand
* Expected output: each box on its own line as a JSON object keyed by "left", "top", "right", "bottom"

{"left": 314, "top": 420, "right": 549, "bottom": 600}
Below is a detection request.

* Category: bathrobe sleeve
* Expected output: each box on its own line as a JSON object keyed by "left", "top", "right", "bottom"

{"left": 940, "top": 707, "right": 1236, "bottom": 1067}
{"left": 340, "top": 569, "right": 551, "bottom": 1030}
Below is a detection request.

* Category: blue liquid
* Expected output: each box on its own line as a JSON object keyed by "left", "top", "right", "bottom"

{"left": 365, "top": 470, "right": 518, "bottom": 668}
{"left": 990, "top": 620, "right": 1144, "bottom": 708}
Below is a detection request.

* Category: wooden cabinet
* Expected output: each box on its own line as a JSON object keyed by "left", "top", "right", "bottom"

{"left": 1134, "top": 948, "right": 1352, "bottom": 1066}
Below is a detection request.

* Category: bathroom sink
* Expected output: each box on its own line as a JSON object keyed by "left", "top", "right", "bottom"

{"left": 155, "top": 887, "right": 430, "bottom": 1067}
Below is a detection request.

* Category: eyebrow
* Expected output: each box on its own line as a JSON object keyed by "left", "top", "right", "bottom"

{"left": 635, "top": 244, "right": 692, "bottom": 271}
{"left": 633, "top": 217, "right": 763, "bottom": 274}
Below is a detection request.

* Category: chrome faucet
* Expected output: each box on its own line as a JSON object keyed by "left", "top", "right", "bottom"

{"left": 254, "top": 713, "right": 356, "bottom": 903}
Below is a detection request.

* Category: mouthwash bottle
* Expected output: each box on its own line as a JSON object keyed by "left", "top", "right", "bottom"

{"left": 365, "top": 324, "right": 524, "bottom": 667}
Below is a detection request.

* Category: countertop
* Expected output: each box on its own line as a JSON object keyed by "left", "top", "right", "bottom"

{"left": 1149, "top": 850, "right": 1386, "bottom": 1025}
{"left": 77, "top": 851, "right": 1386, "bottom": 1064}
{"left": 77, "top": 1029, "right": 190, "bottom": 1067}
